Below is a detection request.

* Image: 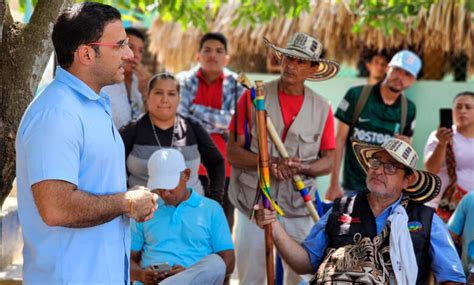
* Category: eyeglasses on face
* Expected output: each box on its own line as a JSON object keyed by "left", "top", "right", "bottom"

{"left": 87, "top": 38, "right": 129, "bottom": 49}
{"left": 368, "top": 157, "right": 406, "bottom": 175}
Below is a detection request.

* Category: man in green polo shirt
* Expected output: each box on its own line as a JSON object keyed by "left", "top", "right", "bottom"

{"left": 326, "top": 50, "right": 421, "bottom": 200}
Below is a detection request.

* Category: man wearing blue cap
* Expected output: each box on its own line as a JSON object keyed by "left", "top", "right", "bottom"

{"left": 130, "top": 148, "right": 235, "bottom": 285}
{"left": 327, "top": 50, "right": 421, "bottom": 200}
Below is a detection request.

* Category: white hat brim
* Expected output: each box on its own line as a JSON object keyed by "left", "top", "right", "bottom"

{"left": 147, "top": 173, "right": 180, "bottom": 191}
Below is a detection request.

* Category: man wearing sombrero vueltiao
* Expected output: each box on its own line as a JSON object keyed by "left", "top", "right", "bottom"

{"left": 227, "top": 32, "right": 339, "bottom": 284}
{"left": 255, "top": 138, "right": 466, "bottom": 284}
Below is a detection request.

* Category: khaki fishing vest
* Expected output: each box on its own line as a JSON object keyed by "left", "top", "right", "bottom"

{"left": 228, "top": 79, "right": 330, "bottom": 218}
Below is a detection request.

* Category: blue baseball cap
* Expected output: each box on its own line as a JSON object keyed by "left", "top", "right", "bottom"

{"left": 389, "top": 50, "right": 422, "bottom": 77}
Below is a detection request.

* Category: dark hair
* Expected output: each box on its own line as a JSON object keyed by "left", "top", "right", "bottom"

{"left": 357, "top": 48, "right": 390, "bottom": 77}
{"left": 52, "top": 3, "right": 121, "bottom": 69}
{"left": 367, "top": 49, "right": 390, "bottom": 63}
{"left": 147, "top": 72, "right": 180, "bottom": 94}
{"left": 199, "top": 32, "right": 228, "bottom": 52}
{"left": 126, "top": 27, "right": 146, "bottom": 42}
{"left": 453, "top": 91, "right": 474, "bottom": 102}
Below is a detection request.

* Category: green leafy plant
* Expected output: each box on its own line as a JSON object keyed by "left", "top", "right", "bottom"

{"left": 16, "top": 0, "right": 471, "bottom": 33}
{"left": 345, "top": 0, "right": 437, "bottom": 35}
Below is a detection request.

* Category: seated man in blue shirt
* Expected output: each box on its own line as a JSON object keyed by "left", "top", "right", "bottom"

{"left": 130, "top": 148, "right": 235, "bottom": 285}
{"left": 255, "top": 138, "right": 466, "bottom": 284}
{"left": 449, "top": 192, "right": 474, "bottom": 282}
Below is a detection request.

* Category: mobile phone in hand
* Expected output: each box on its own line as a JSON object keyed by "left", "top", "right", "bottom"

{"left": 439, "top": 108, "right": 453, "bottom": 129}
{"left": 152, "top": 262, "right": 171, "bottom": 273}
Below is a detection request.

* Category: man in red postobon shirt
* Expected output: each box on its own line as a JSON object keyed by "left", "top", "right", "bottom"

{"left": 227, "top": 32, "right": 339, "bottom": 285}
{"left": 176, "top": 33, "right": 245, "bottom": 231}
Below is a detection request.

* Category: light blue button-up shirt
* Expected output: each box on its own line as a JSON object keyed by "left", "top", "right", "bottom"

{"left": 449, "top": 192, "right": 474, "bottom": 276}
{"left": 16, "top": 67, "right": 129, "bottom": 284}
{"left": 302, "top": 195, "right": 466, "bottom": 283}
{"left": 131, "top": 189, "right": 233, "bottom": 284}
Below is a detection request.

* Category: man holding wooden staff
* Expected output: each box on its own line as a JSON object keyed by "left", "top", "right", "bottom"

{"left": 227, "top": 32, "right": 339, "bottom": 285}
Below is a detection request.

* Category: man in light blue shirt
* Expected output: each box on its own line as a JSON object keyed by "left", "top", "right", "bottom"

{"left": 255, "top": 138, "right": 465, "bottom": 284}
{"left": 15, "top": 3, "right": 158, "bottom": 284}
{"left": 302, "top": 199, "right": 465, "bottom": 283}
{"left": 449, "top": 192, "right": 474, "bottom": 281}
{"left": 130, "top": 149, "right": 234, "bottom": 285}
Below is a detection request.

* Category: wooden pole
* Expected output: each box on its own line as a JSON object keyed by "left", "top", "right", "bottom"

{"left": 265, "top": 120, "right": 320, "bottom": 222}
{"left": 264, "top": 224, "right": 274, "bottom": 285}
{"left": 254, "top": 80, "right": 275, "bottom": 285}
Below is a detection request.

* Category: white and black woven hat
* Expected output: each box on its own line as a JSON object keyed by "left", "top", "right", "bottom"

{"left": 352, "top": 138, "right": 441, "bottom": 203}
{"left": 263, "top": 32, "right": 340, "bottom": 81}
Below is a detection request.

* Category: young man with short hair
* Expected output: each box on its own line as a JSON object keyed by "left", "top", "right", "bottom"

{"left": 177, "top": 32, "right": 245, "bottom": 228}
{"left": 102, "top": 27, "right": 151, "bottom": 129}
{"left": 365, "top": 50, "right": 389, "bottom": 84}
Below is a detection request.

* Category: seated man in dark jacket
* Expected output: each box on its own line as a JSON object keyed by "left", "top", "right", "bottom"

{"left": 255, "top": 138, "right": 466, "bottom": 284}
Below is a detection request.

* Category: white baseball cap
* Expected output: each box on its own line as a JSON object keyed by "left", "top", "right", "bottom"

{"left": 147, "top": 148, "right": 186, "bottom": 190}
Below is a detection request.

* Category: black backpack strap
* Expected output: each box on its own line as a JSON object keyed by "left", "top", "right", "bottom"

{"left": 350, "top": 84, "right": 374, "bottom": 129}
{"left": 400, "top": 94, "right": 408, "bottom": 134}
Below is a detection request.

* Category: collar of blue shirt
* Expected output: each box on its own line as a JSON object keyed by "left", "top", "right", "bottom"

{"left": 55, "top": 66, "right": 107, "bottom": 101}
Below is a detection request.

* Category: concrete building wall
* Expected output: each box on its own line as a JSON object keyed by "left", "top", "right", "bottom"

{"left": 246, "top": 74, "right": 474, "bottom": 194}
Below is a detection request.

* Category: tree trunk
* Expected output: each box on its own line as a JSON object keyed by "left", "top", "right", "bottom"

{"left": 0, "top": 0, "right": 70, "bottom": 207}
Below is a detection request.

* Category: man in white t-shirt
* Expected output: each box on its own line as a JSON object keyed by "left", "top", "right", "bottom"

{"left": 102, "top": 27, "right": 150, "bottom": 128}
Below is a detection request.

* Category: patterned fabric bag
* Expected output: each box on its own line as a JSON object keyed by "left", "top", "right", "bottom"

{"left": 437, "top": 141, "right": 467, "bottom": 223}
{"left": 437, "top": 184, "right": 467, "bottom": 223}
{"left": 310, "top": 228, "right": 393, "bottom": 284}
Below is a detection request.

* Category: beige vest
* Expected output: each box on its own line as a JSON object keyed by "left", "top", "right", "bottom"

{"left": 228, "top": 79, "right": 330, "bottom": 218}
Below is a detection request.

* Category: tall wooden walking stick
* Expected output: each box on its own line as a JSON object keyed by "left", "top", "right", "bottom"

{"left": 255, "top": 80, "right": 275, "bottom": 285}
{"left": 239, "top": 74, "right": 320, "bottom": 222}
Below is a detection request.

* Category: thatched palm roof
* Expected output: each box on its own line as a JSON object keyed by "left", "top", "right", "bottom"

{"left": 148, "top": 1, "right": 473, "bottom": 79}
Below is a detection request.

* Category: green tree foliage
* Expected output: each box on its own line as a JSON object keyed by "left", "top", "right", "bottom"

{"left": 17, "top": 0, "right": 472, "bottom": 33}
{"left": 347, "top": 0, "right": 437, "bottom": 35}
{"left": 231, "top": 0, "right": 311, "bottom": 27}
